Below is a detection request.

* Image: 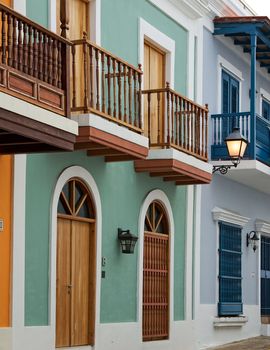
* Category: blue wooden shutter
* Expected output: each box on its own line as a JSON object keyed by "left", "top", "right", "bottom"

{"left": 218, "top": 222, "right": 242, "bottom": 316}
{"left": 261, "top": 236, "right": 270, "bottom": 316}
{"left": 222, "top": 71, "right": 230, "bottom": 114}
{"left": 262, "top": 99, "right": 270, "bottom": 120}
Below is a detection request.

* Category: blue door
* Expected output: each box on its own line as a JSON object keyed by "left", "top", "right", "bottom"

{"left": 222, "top": 70, "right": 239, "bottom": 142}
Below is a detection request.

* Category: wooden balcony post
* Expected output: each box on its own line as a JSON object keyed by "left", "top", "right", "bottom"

{"left": 60, "top": 0, "right": 70, "bottom": 39}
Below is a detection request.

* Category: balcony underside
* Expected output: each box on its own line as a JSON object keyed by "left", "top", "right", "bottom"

{"left": 134, "top": 149, "right": 212, "bottom": 185}
{"left": 0, "top": 107, "right": 76, "bottom": 154}
{"left": 74, "top": 114, "right": 149, "bottom": 161}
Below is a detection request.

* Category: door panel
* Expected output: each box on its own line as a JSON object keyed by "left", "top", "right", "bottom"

{"left": 0, "top": 0, "right": 12, "bottom": 6}
{"left": 56, "top": 218, "right": 71, "bottom": 348}
{"left": 144, "top": 42, "right": 165, "bottom": 144}
{"left": 71, "top": 221, "right": 90, "bottom": 346}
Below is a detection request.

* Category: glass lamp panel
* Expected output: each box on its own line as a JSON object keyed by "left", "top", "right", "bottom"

{"left": 239, "top": 141, "right": 247, "bottom": 158}
{"left": 226, "top": 140, "right": 242, "bottom": 158}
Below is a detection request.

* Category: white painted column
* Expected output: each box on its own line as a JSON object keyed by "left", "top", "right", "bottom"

{"left": 12, "top": 155, "right": 26, "bottom": 349}
{"left": 185, "top": 185, "right": 194, "bottom": 320}
{"left": 187, "top": 32, "right": 195, "bottom": 100}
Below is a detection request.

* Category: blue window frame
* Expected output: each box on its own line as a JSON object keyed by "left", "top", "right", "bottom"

{"left": 262, "top": 99, "right": 270, "bottom": 120}
{"left": 218, "top": 222, "right": 242, "bottom": 316}
{"left": 222, "top": 70, "right": 239, "bottom": 114}
{"left": 261, "top": 236, "right": 270, "bottom": 316}
{"left": 222, "top": 70, "right": 239, "bottom": 142}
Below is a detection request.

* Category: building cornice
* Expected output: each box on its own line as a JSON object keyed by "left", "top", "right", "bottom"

{"left": 255, "top": 220, "right": 270, "bottom": 235}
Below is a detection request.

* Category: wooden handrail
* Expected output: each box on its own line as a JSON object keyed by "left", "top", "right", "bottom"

{"left": 71, "top": 39, "right": 143, "bottom": 133}
{"left": 0, "top": 3, "right": 71, "bottom": 45}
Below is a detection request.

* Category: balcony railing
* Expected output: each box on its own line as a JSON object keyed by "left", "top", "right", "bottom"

{"left": 0, "top": 3, "right": 71, "bottom": 116}
{"left": 142, "top": 84, "right": 208, "bottom": 161}
{"left": 71, "top": 38, "right": 143, "bottom": 134}
{"left": 211, "top": 112, "right": 270, "bottom": 165}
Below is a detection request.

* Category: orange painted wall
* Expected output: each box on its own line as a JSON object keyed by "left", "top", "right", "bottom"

{"left": 0, "top": 155, "right": 13, "bottom": 327}
{"left": 1, "top": 0, "right": 12, "bottom": 6}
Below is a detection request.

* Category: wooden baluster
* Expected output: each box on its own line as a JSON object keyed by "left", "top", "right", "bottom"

{"left": 33, "top": 28, "right": 38, "bottom": 78}
{"left": 183, "top": 99, "right": 186, "bottom": 149}
{"left": 171, "top": 92, "right": 174, "bottom": 144}
{"left": 175, "top": 96, "right": 179, "bottom": 146}
{"left": 133, "top": 71, "right": 137, "bottom": 127}
{"left": 113, "top": 58, "right": 116, "bottom": 117}
{"left": 60, "top": 0, "right": 70, "bottom": 39}
{"left": 190, "top": 103, "right": 194, "bottom": 153}
{"left": 194, "top": 106, "right": 198, "bottom": 154}
{"left": 38, "top": 31, "right": 43, "bottom": 80}
{"left": 147, "top": 92, "right": 151, "bottom": 141}
{"left": 43, "top": 34, "right": 48, "bottom": 82}
{"left": 123, "top": 64, "right": 127, "bottom": 122}
{"left": 48, "top": 37, "right": 53, "bottom": 84}
{"left": 71, "top": 44, "right": 76, "bottom": 108}
{"left": 57, "top": 41, "right": 62, "bottom": 89}
{"left": 201, "top": 106, "right": 205, "bottom": 157}
{"left": 138, "top": 65, "right": 142, "bottom": 129}
{"left": 83, "top": 40, "right": 89, "bottom": 111}
{"left": 7, "top": 14, "right": 12, "bottom": 66}
{"left": 28, "top": 26, "right": 33, "bottom": 76}
{"left": 12, "top": 16, "right": 17, "bottom": 69}
{"left": 205, "top": 104, "right": 208, "bottom": 159}
{"left": 179, "top": 97, "right": 182, "bottom": 147}
{"left": 107, "top": 55, "right": 111, "bottom": 115}
{"left": 2, "top": 11, "right": 6, "bottom": 64}
{"left": 166, "top": 82, "right": 170, "bottom": 146}
{"left": 95, "top": 48, "right": 100, "bottom": 110}
{"left": 89, "top": 44, "right": 94, "bottom": 107}
{"left": 101, "top": 51, "right": 105, "bottom": 113}
{"left": 52, "top": 39, "right": 57, "bottom": 86}
{"left": 18, "top": 20, "right": 23, "bottom": 71}
{"left": 128, "top": 67, "right": 132, "bottom": 125}
{"left": 118, "top": 61, "right": 122, "bottom": 120}
{"left": 23, "top": 22, "right": 28, "bottom": 74}
{"left": 157, "top": 92, "right": 161, "bottom": 144}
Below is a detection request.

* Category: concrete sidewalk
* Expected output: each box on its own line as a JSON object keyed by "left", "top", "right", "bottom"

{"left": 208, "top": 336, "right": 270, "bottom": 349}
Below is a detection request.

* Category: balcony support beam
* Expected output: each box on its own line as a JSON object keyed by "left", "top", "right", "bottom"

{"left": 250, "top": 33, "right": 257, "bottom": 160}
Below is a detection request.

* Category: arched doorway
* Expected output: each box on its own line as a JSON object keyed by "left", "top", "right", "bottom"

{"left": 143, "top": 200, "right": 169, "bottom": 341}
{"left": 56, "top": 178, "right": 96, "bottom": 347}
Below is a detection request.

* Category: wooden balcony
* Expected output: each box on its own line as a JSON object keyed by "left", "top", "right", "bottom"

{"left": 134, "top": 85, "right": 212, "bottom": 185}
{"left": 70, "top": 38, "right": 148, "bottom": 161}
{"left": 0, "top": 3, "right": 77, "bottom": 154}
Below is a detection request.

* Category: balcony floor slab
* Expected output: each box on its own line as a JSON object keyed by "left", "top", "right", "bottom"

{"left": 73, "top": 113, "right": 149, "bottom": 161}
{"left": 134, "top": 149, "right": 212, "bottom": 185}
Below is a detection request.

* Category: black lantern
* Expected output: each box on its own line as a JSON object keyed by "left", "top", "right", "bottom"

{"left": 118, "top": 228, "right": 138, "bottom": 254}
{"left": 246, "top": 230, "right": 260, "bottom": 252}
{"left": 213, "top": 127, "right": 248, "bottom": 174}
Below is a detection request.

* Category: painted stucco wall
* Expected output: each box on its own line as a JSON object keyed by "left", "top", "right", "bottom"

{"left": 101, "top": 0, "right": 188, "bottom": 94}
{"left": 24, "top": 152, "right": 186, "bottom": 326}
{"left": 26, "top": 0, "right": 48, "bottom": 28}
{"left": 201, "top": 25, "right": 270, "bottom": 307}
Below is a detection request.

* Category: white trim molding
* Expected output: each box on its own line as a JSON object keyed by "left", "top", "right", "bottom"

{"left": 255, "top": 220, "right": 270, "bottom": 235}
{"left": 213, "top": 316, "right": 248, "bottom": 327}
{"left": 139, "top": 18, "right": 175, "bottom": 89}
{"left": 50, "top": 166, "right": 102, "bottom": 349}
{"left": 137, "top": 189, "right": 175, "bottom": 342}
{"left": 212, "top": 207, "right": 250, "bottom": 227}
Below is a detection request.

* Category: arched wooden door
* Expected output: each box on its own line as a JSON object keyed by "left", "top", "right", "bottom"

{"left": 143, "top": 201, "right": 169, "bottom": 341}
{"left": 56, "top": 178, "right": 96, "bottom": 348}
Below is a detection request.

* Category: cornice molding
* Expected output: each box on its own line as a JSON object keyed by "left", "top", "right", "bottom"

{"left": 255, "top": 220, "right": 270, "bottom": 235}
{"left": 212, "top": 207, "right": 250, "bottom": 227}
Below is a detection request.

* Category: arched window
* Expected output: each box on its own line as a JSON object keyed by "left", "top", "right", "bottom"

{"left": 143, "top": 201, "right": 169, "bottom": 341}
{"left": 56, "top": 178, "right": 96, "bottom": 348}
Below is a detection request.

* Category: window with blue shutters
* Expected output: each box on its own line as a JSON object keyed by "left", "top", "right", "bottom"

{"left": 262, "top": 99, "right": 270, "bottom": 120}
{"left": 218, "top": 222, "right": 242, "bottom": 316}
{"left": 261, "top": 236, "right": 270, "bottom": 316}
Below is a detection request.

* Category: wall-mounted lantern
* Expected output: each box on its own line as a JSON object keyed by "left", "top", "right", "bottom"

{"left": 246, "top": 230, "right": 260, "bottom": 252}
{"left": 118, "top": 228, "right": 138, "bottom": 254}
{"left": 213, "top": 127, "right": 248, "bottom": 175}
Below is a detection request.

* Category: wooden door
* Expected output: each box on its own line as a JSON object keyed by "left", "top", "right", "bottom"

{"left": 144, "top": 42, "right": 165, "bottom": 144}
{"left": 56, "top": 179, "right": 96, "bottom": 348}
{"left": 143, "top": 201, "right": 169, "bottom": 341}
{"left": 0, "top": 0, "right": 12, "bottom": 7}
{"left": 56, "top": 0, "right": 90, "bottom": 39}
